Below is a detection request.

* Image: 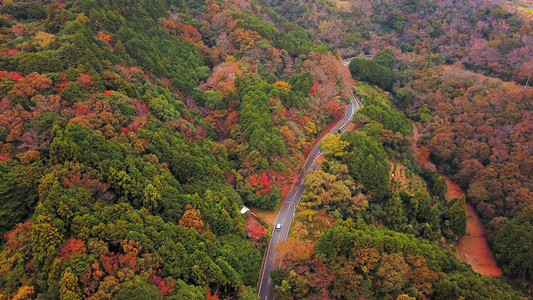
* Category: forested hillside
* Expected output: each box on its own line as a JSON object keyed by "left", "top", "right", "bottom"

{"left": 272, "top": 83, "right": 525, "bottom": 299}
{"left": 0, "top": 0, "right": 532, "bottom": 299}
{"left": 268, "top": 0, "right": 533, "bottom": 84}
{"left": 265, "top": 0, "right": 533, "bottom": 297}
{"left": 0, "top": 0, "right": 354, "bottom": 298}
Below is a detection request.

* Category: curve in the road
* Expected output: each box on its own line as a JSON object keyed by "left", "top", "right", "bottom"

{"left": 515, "top": 0, "right": 533, "bottom": 8}
{"left": 257, "top": 58, "right": 362, "bottom": 300}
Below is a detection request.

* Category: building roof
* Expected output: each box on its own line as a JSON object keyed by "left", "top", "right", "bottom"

{"left": 240, "top": 206, "right": 250, "bottom": 214}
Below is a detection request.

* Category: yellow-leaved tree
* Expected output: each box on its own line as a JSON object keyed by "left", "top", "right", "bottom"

{"left": 274, "top": 81, "right": 291, "bottom": 91}
{"left": 320, "top": 133, "right": 349, "bottom": 157}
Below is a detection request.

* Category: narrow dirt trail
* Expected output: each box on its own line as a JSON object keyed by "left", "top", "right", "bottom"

{"left": 457, "top": 205, "right": 503, "bottom": 276}
{"left": 413, "top": 124, "right": 502, "bottom": 277}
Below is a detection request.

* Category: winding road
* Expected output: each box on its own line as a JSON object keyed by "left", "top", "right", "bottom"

{"left": 257, "top": 58, "right": 363, "bottom": 300}
{"left": 515, "top": 0, "right": 533, "bottom": 8}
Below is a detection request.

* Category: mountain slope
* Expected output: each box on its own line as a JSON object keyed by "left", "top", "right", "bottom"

{"left": 0, "top": 0, "right": 353, "bottom": 298}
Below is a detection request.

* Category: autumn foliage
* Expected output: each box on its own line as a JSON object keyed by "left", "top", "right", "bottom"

{"left": 0, "top": 0, "right": 530, "bottom": 298}
{"left": 58, "top": 238, "right": 87, "bottom": 260}
{"left": 148, "top": 270, "right": 174, "bottom": 296}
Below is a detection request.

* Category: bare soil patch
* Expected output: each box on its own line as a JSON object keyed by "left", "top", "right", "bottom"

{"left": 457, "top": 205, "right": 503, "bottom": 277}
{"left": 250, "top": 207, "right": 277, "bottom": 226}
{"left": 412, "top": 123, "right": 502, "bottom": 277}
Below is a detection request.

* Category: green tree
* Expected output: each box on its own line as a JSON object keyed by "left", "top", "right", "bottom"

{"left": 386, "top": 194, "right": 407, "bottom": 231}
{"left": 169, "top": 280, "right": 205, "bottom": 300}
{"left": 114, "top": 275, "right": 163, "bottom": 300}
{"left": 342, "top": 131, "right": 389, "bottom": 200}
{"left": 143, "top": 183, "right": 161, "bottom": 212}
{"left": 275, "top": 280, "right": 295, "bottom": 300}
{"left": 220, "top": 234, "right": 262, "bottom": 286}
{"left": 238, "top": 286, "right": 260, "bottom": 300}
{"left": 432, "top": 176, "right": 447, "bottom": 201}
{"left": 59, "top": 268, "right": 81, "bottom": 300}
{"left": 18, "top": 51, "right": 64, "bottom": 74}
{"left": 492, "top": 211, "right": 533, "bottom": 278}
{"left": 205, "top": 90, "right": 225, "bottom": 109}
{"left": 413, "top": 188, "right": 431, "bottom": 222}
{"left": 349, "top": 58, "right": 392, "bottom": 90}
{"left": 446, "top": 196, "right": 467, "bottom": 237}
{"left": 374, "top": 49, "right": 398, "bottom": 70}
{"left": 0, "top": 162, "right": 42, "bottom": 236}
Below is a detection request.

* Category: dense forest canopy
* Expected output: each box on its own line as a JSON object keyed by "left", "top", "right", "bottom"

{"left": 0, "top": 0, "right": 531, "bottom": 299}
{"left": 268, "top": 0, "right": 533, "bottom": 84}
{"left": 264, "top": 0, "right": 533, "bottom": 298}
{"left": 271, "top": 82, "right": 525, "bottom": 299}
{"left": 0, "top": 0, "right": 354, "bottom": 298}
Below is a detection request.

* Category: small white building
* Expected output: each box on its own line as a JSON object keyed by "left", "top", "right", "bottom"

{"left": 240, "top": 206, "right": 250, "bottom": 214}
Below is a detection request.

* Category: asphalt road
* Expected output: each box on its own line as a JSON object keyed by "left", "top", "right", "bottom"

{"left": 257, "top": 58, "right": 362, "bottom": 300}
